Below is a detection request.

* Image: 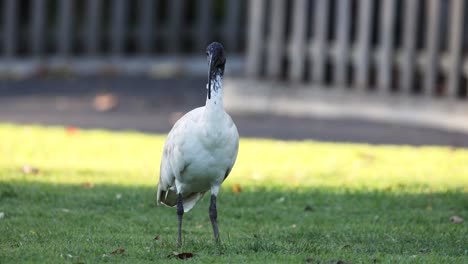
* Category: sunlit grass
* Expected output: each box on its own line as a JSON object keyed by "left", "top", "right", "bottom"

{"left": 1, "top": 124, "right": 466, "bottom": 191}
{"left": 0, "top": 124, "right": 467, "bottom": 263}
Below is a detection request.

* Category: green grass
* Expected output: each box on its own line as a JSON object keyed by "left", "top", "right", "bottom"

{"left": 0, "top": 124, "right": 467, "bottom": 263}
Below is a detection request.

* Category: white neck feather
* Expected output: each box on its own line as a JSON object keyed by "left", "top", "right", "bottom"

{"left": 205, "top": 74, "right": 224, "bottom": 112}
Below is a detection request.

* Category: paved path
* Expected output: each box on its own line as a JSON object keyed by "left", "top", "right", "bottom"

{"left": 1, "top": 76, "right": 467, "bottom": 147}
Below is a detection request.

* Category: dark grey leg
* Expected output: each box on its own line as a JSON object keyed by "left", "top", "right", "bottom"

{"left": 209, "top": 194, "right": 220, "bottom": 243}
{"left": 177, "top": 193, "right": 184, "bottom": 246}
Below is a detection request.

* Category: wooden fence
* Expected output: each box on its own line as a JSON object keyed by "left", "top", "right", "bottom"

{"left": 0, "top": 0, "right": 246, "bottom": 58}
{"left": 247, "top": 0, "right": 468, "bottom": 100}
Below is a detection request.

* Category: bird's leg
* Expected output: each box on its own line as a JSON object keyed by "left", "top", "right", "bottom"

{"left": 209, "top": 194, "right": 220, "bottom": 243}
{"left": 177, "top": 193, "right": 184, "bottom": 247}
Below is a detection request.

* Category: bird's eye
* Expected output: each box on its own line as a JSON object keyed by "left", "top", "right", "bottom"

{"left": 206, "top": 52, "right": 209, "bottom": 56}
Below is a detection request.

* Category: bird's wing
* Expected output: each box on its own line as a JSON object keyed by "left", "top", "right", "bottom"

{"left": 223, "top": 114, "right": 240, "bottom": 181}
{"left": 156, "top": 108, "right": 203, "bottom": 206}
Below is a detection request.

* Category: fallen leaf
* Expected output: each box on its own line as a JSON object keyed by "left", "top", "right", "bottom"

{"left": 93, "top": 93, "right": 119, "bottom": 112}
{"left": 341, "top": 244, "right": 352, "bottom": 250}
{"left": 450, "top": 216, "right": 463, "bottom": 223}
{"left": 232, "top": 183, "right": 242, "bottom": 193}
{"left": 110, "top": 248, "right": 125, "bottom": 255}
{"left": 82, "top": 182, "right": 94, "bottom": 188}
{"left": 0, "top": 212, "right": 5, "bottom": 219}
{"left": 22, "top": 165, "right": 39, "bottom": 175}
{"left": 153, "top": 234, "right": 160, "bottom": 240}
{"left": 171, "top": 252, "right": 194, "bottom": 259}
{"left": 275, "top": 197, "right": 285, "bottom": 203}
{"left": 358, "top": 152, "right": 375, "bottom": 163}
{"left": 65, "top": 126, "right": 79, "bottom": 136}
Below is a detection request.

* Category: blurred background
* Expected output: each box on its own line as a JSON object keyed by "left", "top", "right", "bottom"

{"left": 0, "top": 0, "right": 467, "bottom": 146}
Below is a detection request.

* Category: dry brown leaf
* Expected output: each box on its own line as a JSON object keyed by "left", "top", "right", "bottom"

{"left": 82, "top": 182, "right": 94, "bottom": 188}
{"left": 171, "top": 252, "right": 194, "bottom": 259}
{"left": 93, "top": 93, "right": 119, "bottom": 112}
{"left": 65, "top": 126, "right": 79, "bottom": 136}
{"left": 110, "top": 248, "right": 125, "bottom": 255}
{"left": 22, "top": 165, "right": 39, "bottom": 175}
{"left": 450, "top": 216, "right": 463, "bottom": 223}
{"left": 232, "top": 183, "right": 242, "bottom": 193}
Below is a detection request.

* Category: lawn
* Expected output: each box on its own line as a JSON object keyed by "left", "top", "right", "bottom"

{"left": 0, "top": 124, "right": 467, "bottom": 263}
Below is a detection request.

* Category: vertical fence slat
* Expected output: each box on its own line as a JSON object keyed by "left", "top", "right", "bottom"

{"left": 31, "top": 0, "right": 46, "bottom": 56}
{"left": 289, "top": 0, "right": 308, "bottom": 81}
{"left": 57, "top": 0, "right": 74, "bottom": 56}
{"left": 378, "top": 0, "right": 396, "bottom": 93}
{"left": 138, "top": 0, "right": 155, "bottom": 54}
{"left": 447, "top": 0, "right": 464, "bottom": 99}
{"left": 111, "top": 0, "right": 127, "bottom": 55}
{"left": 266, "top": 0, "right": 286, "bottom": 78}
{"left": 334, "top": 0, "right": 351, "bottom": 87}
{"left": 3, "top": 0, "right": 17, "bottom": 57}
{"left": 224, "top": 0, "right": 241, "bottom": 51}
{"left": 355, "top": 0, "right": 373, "bottom": 90}
{"left": 400, "top": 0, "right": 419, "bottom": 94}
{"left": 424, "top": 0, "right": 442, "bottom": 96}
{"left": 197, "top": 0, "right": 212, "bottom": 50}
{"left": 246, "top": 0, "right": 265, "bottom": 77}
{"left": 167, "top": 0, "right": 183, "bottom": 53}
{"left": 311, "top": 0, "right": 329, "bottom": 84}
{"left": 86, "top": 0, "right": 102, "bottom": 54}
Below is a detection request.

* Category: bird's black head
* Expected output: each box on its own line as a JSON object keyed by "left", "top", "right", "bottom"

{"left": 206, "top": 42, "right": 226, "bottom": 99}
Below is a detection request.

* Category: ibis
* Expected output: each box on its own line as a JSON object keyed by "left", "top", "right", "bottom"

{"left": 156, "top": 42, "right": 239, "bottom": 245}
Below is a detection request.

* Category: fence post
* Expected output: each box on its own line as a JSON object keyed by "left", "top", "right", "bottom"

{"left": 3, "top": 0, "right": 18, "bottom": 58}
{"left": 311, "top": 0, "right": 329, "bottom": 84}
{"left": 111, "top": 0, "right": 128, "bottom": 56}
{"left": 266, "top": 0, "right": 286, "bottom": 79}
{"left": 197, "top": 0, "right": 212, "bottom": 50}
{"left": 167, "top": 0, "right": 183, "bottom": 53}
{"left": 86, "top": 0, "right": 102, "bottom": 54}
{"left": 289, "top": 0, "right": 308, "bottom": 82}
{"left": 447, "top": 0, "right": 464, "bottom": 99}
{"left": 224, "top": 0, "right": 241, "bottom": 52}
{"left": 378, "top": 0, "right": 396, "bottom": 93}
{"left": 401, "top": 0, "right": 420, "bottom": 94}
{"left": 334, "top": 0, "right": 351, "bottom": 88}
{"left": 58, "top": 0, "right": 74, "bottom": 56}
{"left": 138, "top": 0, "right": 155, "bottom": 55}
{"left": 246, "top": 0, "right": 266, "bottom": 77}
{"left": 424, "top": 0, "right": 442, "bottom": 96}
{"left": 355, "top": 0, "right": 373, "bottom": 90}
{"left": 31, "top": 0, "right": 46, "bottom": 56}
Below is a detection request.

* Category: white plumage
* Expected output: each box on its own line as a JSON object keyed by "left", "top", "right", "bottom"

{"left": 156, "top": 42, "right": 238, "bottom": 245}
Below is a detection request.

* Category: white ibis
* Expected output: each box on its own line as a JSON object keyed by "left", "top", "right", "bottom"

{"left": 156, "top": 42, "right": 239, "bottom": 245}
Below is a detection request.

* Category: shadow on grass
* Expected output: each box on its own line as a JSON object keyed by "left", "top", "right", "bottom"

{"left": 0, "top": 181, "right": 466, "bottom": 263}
